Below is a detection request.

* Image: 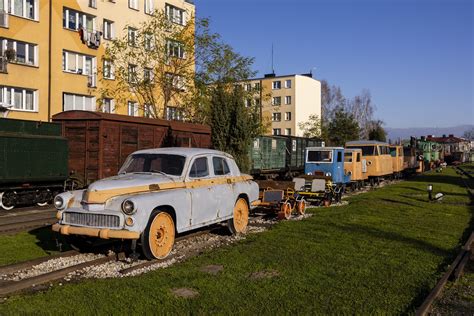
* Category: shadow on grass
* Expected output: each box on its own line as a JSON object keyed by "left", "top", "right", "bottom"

{"left": 28, "top": 226, "right": 63, "bottom": 253}
{"left": 379, "top": 198, "right": 420, "bottom": 208}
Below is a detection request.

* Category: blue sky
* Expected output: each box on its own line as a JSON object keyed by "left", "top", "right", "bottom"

{"left": 196, "top": 0, "right": 473, "bottom": 128}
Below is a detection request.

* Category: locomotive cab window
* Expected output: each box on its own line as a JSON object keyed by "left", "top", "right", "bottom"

{"left": 213, "top": 157, "right": 230, "bottom": 176}
{"left": 351, "top": 146, "right": 377, "bottom": 156}
{"left": 337, "top": 151, "right": 342, "bottom": 162}
{"left": 390, "top": 147, "right": 397, "bottom": 157}
{"left": 344, "top": 152, "right": 353, "bottom": 162}
{"left": 307, "top": 150, "right": 332, "bottom": 163}
{"left": 357, "top": 153, "right": 361, "bottom": 162}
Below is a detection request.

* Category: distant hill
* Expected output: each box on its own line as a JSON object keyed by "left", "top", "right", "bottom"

{"left": 385, "top": 125, "right": 473, "bottom": 142}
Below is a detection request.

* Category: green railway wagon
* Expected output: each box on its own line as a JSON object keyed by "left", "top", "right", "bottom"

{"left": 0, "top": 118, "right": 68, "bottom": 210}
{"left": 250, "top": 136, "right": 287, "bottom": 177}
{"left": 284, "top": 136, "right": 323, "bottom": 175}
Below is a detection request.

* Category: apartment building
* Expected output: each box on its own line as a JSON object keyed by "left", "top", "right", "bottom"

{"left": 245, "top": 73, "right": 321, "bottom": 137}
{"left": 0, "top": 0, "right": 194, "bottom": 122}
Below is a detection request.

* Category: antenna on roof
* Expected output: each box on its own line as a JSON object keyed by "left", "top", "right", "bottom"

{"left": 271, "top": 43, "right": 275, "bottom": 75}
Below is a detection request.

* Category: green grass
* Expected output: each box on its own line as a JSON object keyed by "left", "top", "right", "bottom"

{"left": 0, "top": 167, "right": 472, "bottom": 315}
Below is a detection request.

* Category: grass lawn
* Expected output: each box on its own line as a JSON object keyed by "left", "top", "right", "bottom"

{"left": 0, "top": 166, "right": 472, "bottom": 314}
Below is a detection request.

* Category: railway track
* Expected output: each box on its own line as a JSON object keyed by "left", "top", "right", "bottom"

{"left": 0, "top": 220, "right": 274, "bottom": 298}
{"left": 0, "top": 207, "right": 56, "bottom": 235}
{"left": 416, "top": 166, "right": 474, "bottom": 315}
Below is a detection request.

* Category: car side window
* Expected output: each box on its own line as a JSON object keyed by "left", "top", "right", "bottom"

{"left": 189, "top": 157, "right": 209, "bottom": 178}
{"left": 213, "top": 157, "right": 231, "bottom": 176}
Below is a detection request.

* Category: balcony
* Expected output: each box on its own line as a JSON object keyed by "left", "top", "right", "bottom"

{"left": 0, "top": 9, "right": 8, "bottom": 28}
{"left": 0, "top": 57, "right": 7, "bottom": 74}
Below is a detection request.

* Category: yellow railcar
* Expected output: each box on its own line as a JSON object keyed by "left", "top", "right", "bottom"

{"left": 344, "top": 149, "right": 368, "bottom": 189}
{"left": 389, "top": 145, "right": 404, "bottom": 178}
{"left": 345, "top": 141, "right": 393, "bottom": 185}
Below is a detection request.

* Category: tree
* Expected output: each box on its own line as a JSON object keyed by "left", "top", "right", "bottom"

{"left": 298, "top": 114, "right": 327, "bottom": 139}
{"left": 347, "top": 89, "right": 375, "bottom": 139}
{"left": 327, "top": 109, "right": 360, "bottom": 146}
{"left": 101, "top": 11, "right": 206, "bottom": 119}
{"left": 463, "top": 127, "right": 474, "bottom": 140}
{"left": 368, "top": 120, "right": 387, "bottom": 142}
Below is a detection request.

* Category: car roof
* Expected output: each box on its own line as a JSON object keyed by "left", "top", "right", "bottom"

{"left": 131, "top": 147, "right": 234, "bottom": 159}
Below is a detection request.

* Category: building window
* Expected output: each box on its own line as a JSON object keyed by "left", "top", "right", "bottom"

{"left": 285, "top": 79, "right": 291, "bottom": 88}
{"left": 0, "top": 38, "right": 37, "bottom": 66}
{"left": 144, "top": 67, "right": 153, "bottom": 82}
{"left": 0, "top": 86, "right": 36, "bottom": 111}
{"left": 127, "top": 101, "right": 138, "bottom": 116}
{"left": 272, "top": 96, "right": 281, "bottom": 106}
{"left": 254, "top": 98, "right": 260, "bottom": 106}
{"left": 103, "top": 59, "right": 114, "bottom": 79}
{"left": 63, "top": 8, "right": 95, "bottom": 32}
{"left": 272, "top": 81, "right": 281, "bottom": 89}
{"left": 166, "top": 40, "right": 184, "bottom": 58}
{"left": 62, "top": 51, "right": 95, "bottom": 75}
{"left": 253, "top": 82, "right": 261, "bottom": 91}
{"left": 273, "top": 128, "right": 281, "bottom": 136}
{"left": 128, "top": 27, "right": 138, "bottom": 46}
{"left": 285, "top": 96, "right": 292, "bottom": 105}
{"left": 166, "top": 73, "right": 185, "bottom": 91}
{"left": 144, "top": 33, "right": 154, "bottom": 51}
{"left": 144, "top": 104, "right": 154, "bottom": 117}
{"left": 244, "top": 83, "right": 251, "bottom": 91}
{"left": 128, "top": 64, "right": 137, "bottom": 83}
{"left": 285, "top": 128, "right": 291, "bottom": 136}
{"left": 272, "top": 112, "right": 281, "bottom": 122}
{"left": 245, "top": 99, "right": 252, "bottom": 108}
{"left": 144, "top": 0, "right": 154, "bottom": 14}
{"left": 285, "top": 112, "right": 291, "bottom": 121}
{"left": 165, "top": 3, "right": 185, "bottom": 25}
{"left": 102, "top": 98, "right": 114, "bottom": 113}
{"left": 63, "top": 93, "right": 95, "bottom": 111}
{"left": 103, "top": 19, "right": 114, "bottom": 40}
{"left": 89, "top": 0, "right": 96, "bottom": 8}
{"left": 129, "top": 0, "right": 139, "bottom": 10}
{"left": 166, "top": 106, "right": 183, "bottom": 121}
{"left": 8, "top": 0, "right": 37, "bottom": 20}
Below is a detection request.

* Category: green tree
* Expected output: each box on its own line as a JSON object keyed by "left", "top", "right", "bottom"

{"left": 368, "top": 120, "right": 387, "bottom": 142}
{"left": 298, "top": 114, "right": 327, "bottom": 140}
{"left": 327, "top": 110, "right": 360, "bottom": 146}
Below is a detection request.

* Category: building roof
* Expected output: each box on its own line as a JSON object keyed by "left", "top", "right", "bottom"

{"left": 248, "top": 73, "right": 319, "bottom": 81}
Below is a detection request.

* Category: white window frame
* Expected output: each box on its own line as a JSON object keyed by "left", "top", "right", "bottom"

{"left": 63, "top": 93, "right": 96, "bottom": 111}
{"left": 272, "top": 96, "right": 281, "bottom": 106}
{"left": 102, "top": 59, "right": 114, "bottom": 79}
{"left": 273, "top": 128, "right": 281, "bottom": 136}
{"left": 166, "top": 106, "right": 183, "bottom": 121}
{"left": 285, "top": 112, "right": 291, "bottom": 121}
{"left": 272, "top": 112, "right": 281, "bottom": 122}
{"left": 1, "top": 38, "right": 37, "bottom": 66}
{"left": 128, "top": 27, "right": 138, "bottom": 46}
{"left": 8, "top": 0, "right": 38, "bottom": 20}
{"left": 129, "top": 0, "right": 139, "bottom": 10}
{"left": 102, "top": 98, "right": 115, "bottom": 113}
{"left": 165, "top": 3, "right": 185, "bottom": 25}
{"left": 285, "top": 128, "right": 291, "bottom": 136}
{"left": 285, "top": 79, "right": 292, "bottom": 88}
{"left": 166, "top": 39, "right": 185, "bottom": 59}
{"left": 0, "top": 85, "right": 37, "bottom": 112}
{"left": 103, "top": 19, "right": 115, "bottom": 40}
{"left": 89, "top": 0, "right": 97, "bottom": 8}
{"left": 285, "top": 96, "right": 291, "bottom": 105}
{"left": 63, "top": 7, "right": 96, "bottom": 32}
{"left": 62, "top": 50, "right": 96, "bottom": 76}
{"left": 128, "top": 101, "right": 139, "bottom": 116}
{"left": 128, "top": 64, "right": 137, "bottom": 83}
{"left": 272, "top": 81, "right": 281, "bottom": 89}
{"left": 144, "top": 0, "right": 154, "bottom": 14}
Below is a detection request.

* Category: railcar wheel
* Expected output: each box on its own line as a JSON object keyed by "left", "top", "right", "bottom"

{"left": 0, "top": 192, "right": 15, "bottom": 211}
{"left": 277, "top": 202, "right": 292, "bottom": 220}
{"left": 296, "top": 200, "right": 306, "bottom": 215}
{"left": 228, "top": 198, "right": 249, "bottom": 234}
{"left": 141, "top": 211, "right": 175, "bottom": 260}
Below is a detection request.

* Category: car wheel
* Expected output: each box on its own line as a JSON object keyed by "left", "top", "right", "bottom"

{"left": 296, "top": 200, "right": 305, "bottom": 215}
{"left": 141, "top": 211, "right": 175, "bottom": 260}
{"left": 228, "top": 198, "right": 249, "bottom": 235}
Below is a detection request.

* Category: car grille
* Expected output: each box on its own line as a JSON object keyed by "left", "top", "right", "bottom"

{"left": 64, "top": 212, "right": 120, "bottom": 228}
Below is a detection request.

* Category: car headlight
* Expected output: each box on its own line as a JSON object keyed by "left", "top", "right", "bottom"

{"left": 122, "top": 200, "right": 136, "bottom": 215}
{"left": 325, "top": 172, "right": 332, "bottom": 177}
{"left": 54, "top": 196, "right": 65, "bottom": 210}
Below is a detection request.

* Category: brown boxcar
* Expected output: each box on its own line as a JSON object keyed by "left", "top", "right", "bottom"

{"left": 52, "top": 111, "right": 211, "bottom": 186}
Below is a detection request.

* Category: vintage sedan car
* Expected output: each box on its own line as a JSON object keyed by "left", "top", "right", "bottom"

{"left": 52, "top": 148, "right": 259, "bottom": 259}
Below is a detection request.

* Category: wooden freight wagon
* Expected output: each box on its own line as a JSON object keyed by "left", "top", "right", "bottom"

{"left": 52, "top": 111, "right": 211, "bottom": 186}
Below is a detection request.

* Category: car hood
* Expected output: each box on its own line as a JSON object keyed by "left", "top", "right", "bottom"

{"left": 84, "top": 173, "right": 185, "bottom": 204}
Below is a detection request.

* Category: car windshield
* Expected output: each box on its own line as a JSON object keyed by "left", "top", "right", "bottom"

{"left": 119, "top": 154, "right": 186, "bottom": 176}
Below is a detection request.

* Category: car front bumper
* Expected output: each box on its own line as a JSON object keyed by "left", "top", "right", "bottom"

{"left": 52, "top": 223, "right": 140, "bottom": 240}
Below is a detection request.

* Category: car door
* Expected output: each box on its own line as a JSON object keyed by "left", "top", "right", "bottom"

{"left": 186, "top": 156, "right": 218, "bottom": 227}
{"left": 210, "top": 156, "right": 234, "bottom": 220}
